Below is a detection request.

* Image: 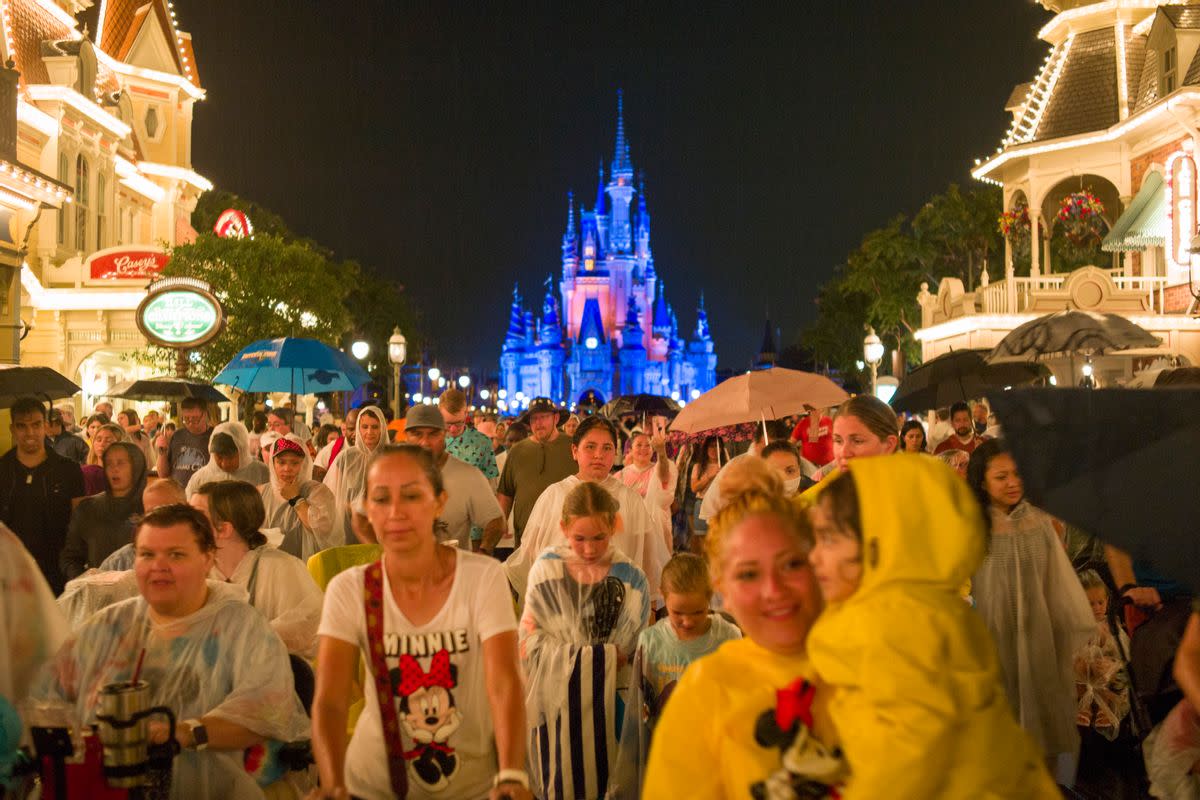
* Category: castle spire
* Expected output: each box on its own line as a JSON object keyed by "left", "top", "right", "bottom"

{"left": 594, "top": 160, "right": 607, "bottom": 217}
{"left": 693, "top": 292, "right": 712, "bottom": 342}
{"left": 504, "top": 284, "right": 526, "bottom": 347}
{"left": 561, "top": 191, "right": 577, "bottom": 260}
{"left": 611, "top": 89, "right": 634, "bottom": 181}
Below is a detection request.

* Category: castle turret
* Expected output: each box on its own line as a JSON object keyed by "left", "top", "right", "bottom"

{"left": 619, "top": 294, "right": 646, "bottom": 394}
{"left": 503, "top": 284, "right": 526, "bottom": 351}
{"left": 754, "top": 320, "right": 778, "bottom": 370}
{"left": 685, "top": 292, "right": 717, "bottom": 398}
{"left": 561, "top": 192, "right": 578, "bottom": 276}
{"left": 594, "top": 161, "right": 609, "bottom": 252}
{"left": 635, "top": 177, "right": 652, "bottom": 262}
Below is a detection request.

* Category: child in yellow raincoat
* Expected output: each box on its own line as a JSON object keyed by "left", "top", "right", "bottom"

{"left": 805, "top": 454, "right": 1059, "bottom": 799}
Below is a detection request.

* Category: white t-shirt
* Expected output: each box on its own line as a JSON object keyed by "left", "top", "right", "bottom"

{"left": 313, "top": 441, "right": 335, "bottom": 470}
{"left": 318, "top": 550, "right": 517, "bottom": 800}
{"left": 698, "top": 452, "right": 754, "bottom": 522}
{"left": 440, "top": 455, "right": 504, "bottom": 548}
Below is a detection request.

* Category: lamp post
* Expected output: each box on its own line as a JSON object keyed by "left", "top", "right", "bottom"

{"left": 863, "top": 326, "right": 884, "bottom": 397}
{"left": 388, "top": 327, "right": 407, "bottom": 416}
{"left": 427, "top": 366, "right": 440, "bottom": 397}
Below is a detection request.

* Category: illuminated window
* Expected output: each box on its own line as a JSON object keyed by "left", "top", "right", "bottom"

{"left": 96, "top": 172, "right": 106, "bottom": 249}
{"left": 1163, "top": 47, "right": 1177, "bottom": 95}
{"left": 75, "top": 156, "right": 89, "bottom": 252}
{"left": 56, "top": 153, "right": 67, "bottom": 244}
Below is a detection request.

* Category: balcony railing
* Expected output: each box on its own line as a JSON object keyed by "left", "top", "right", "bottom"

{"left": 973, "top": 269, "right": 1169, "bottom": 315}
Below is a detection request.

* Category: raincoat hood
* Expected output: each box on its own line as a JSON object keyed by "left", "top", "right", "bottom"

{"left": 838, "top": 453, "right": 985, "bottom": 603}
{"left": 100, "top": 441, "right": 148, "bottom": 518}
{"left": 352, "top": 405, "right": 387, "bottom": 455}
{"left": 268, "top": 433, "right": 314, "bottom": 492}
{"left": 209, "top": 421, "right": 252, "bottom": 469}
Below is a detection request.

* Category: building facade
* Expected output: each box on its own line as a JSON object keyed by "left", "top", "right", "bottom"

{"left": 500, "top": 93, "right": 717, "bottom": 407}
{"left": 2, "top": 0, "right": 208, "bottom": 406}
{"left": 916, "top": 0, "right": 1200, "bottom": 384}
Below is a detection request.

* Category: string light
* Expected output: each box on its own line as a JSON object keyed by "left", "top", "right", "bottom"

{"left": 25, "top": 85, "right": 131, "bottom": 137}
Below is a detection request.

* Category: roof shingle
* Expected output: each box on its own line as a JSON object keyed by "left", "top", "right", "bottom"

{"left": 1035, "top": 27, "right": 1119, "bottom": 141}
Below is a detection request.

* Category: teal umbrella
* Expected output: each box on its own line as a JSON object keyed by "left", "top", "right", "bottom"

{"left": 213, "top": 338, "right": 371, "bottom": 394}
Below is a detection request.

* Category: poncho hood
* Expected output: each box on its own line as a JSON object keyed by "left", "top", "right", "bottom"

{"left": 839, "top": 454, "right": 985, "bottom": 603}
{"left": 268, "top": 433, "right": 313, "bottom": 492}
{"left": 352, "top": 405, "right": 387, "bottom": 455}
{"left": 209, "top": 420, "right": 253, "bottom": 467}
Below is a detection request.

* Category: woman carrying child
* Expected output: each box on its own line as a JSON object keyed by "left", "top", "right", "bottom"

{"left": 519, "top": 481, "right": 650, "bottom": 799}
{"left": 806, "top": 453, "right": 1058, "bottom": 798}
{"left": 644, "top": 459, "right": 847, "bottom": 799}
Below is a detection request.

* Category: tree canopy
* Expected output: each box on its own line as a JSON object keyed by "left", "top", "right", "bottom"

{"left": 800, "top": 183, "right": 1003, "bottom": 379}
{"left": 138, "top": 191, "right": 419, "bottom": 386}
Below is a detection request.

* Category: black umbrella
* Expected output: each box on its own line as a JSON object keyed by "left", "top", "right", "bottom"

{"left": 106, "top": 376, "right": 229, "bottom": 403}
{"left": 0, "top": 365, "right": 80, "bottom": 407}
{"left": 987, "top": 387, "right": 1200, "bottom": 592}
{"left": 599, "top": 393, "right": 682, "bottom": 421}
{"left": 987, "top": 309, "right": 1161, "bottom": 362}
{"left": 890, "top": 349, "right": 1047, "bottom": 413}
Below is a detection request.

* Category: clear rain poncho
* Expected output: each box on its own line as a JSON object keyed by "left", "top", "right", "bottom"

{"left": 322, "top": 406, "right": 387, "bottom": 546}
{"left": 261, "top": 434, "right": 338, "bottom": 561}
{"left": 519, "top": 544, "right": 650, "bottom": 800}
{"left": 28, "top": 581, "right": 311, "bottom": 800}
{"left": 973, "top": 500, "right": 1095, "bottom": 758}
{"left": 185, "top": 421, "right": 270, "bottom": 499}
{"left": 504, "top": 475, "right": 669, "bottom": 604}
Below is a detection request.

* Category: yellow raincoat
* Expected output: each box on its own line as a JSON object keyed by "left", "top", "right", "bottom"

{"left": 807, "top": 454, "right": 1058, "bottom": 799}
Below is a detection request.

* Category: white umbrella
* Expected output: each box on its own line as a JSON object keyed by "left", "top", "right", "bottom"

{"left": 670, "top": 367, "right": 849, "bottom": 435}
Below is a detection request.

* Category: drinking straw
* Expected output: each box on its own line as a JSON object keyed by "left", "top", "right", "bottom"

{"left": 131, "top": 648, "right": 146, "bottom": 686}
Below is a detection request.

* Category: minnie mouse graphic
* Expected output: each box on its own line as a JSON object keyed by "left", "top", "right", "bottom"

{"left": 391, "top": 650, "right": 463, "bottom": 791}
{"left": 751, "top": 679, "right": 846, "bottom": 800}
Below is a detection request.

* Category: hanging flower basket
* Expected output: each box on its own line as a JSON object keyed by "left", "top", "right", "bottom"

{"left": 998, "top": 205, "right": 1032, "bottom": 258}
{"left": 1056, "top": 190, "right": 1107, "bottom": 249}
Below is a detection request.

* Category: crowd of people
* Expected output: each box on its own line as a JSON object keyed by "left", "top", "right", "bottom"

{"left": 0, "top": 387, "right": 1193, "bottom": 799}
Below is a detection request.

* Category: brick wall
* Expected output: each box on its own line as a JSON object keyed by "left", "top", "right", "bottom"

{"left": 1131, "top": 137, "right": 1187, "bottom": 194}
{"left": 1164, "top": 282, "right": 1196, "bottom": 313}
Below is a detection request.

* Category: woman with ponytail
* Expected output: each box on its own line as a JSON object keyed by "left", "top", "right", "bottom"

{"left": 193, "top": 480, "right": 324, "bottom": 658}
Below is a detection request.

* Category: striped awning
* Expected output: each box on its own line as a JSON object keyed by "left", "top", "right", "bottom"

{"left": 1102, "top": 171, "right": 1166, "bottom": 252}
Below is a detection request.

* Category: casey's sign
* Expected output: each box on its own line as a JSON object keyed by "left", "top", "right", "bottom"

{"left": 86, "top": 247, "right": 170, "bottom": 280}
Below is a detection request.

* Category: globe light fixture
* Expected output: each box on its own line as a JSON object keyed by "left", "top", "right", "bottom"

{"left": 690, "top": 388, "right": 701, "bottom": 400}
{"left": 427, "top": 367, "right": 440, "bottom": 382}
{"left": 480, "top": 389, "right": 491, "bottom": 400}
{"left": 863, "top": 326, "right": 884, "bottom": 396}
{"left": 388, "top": 327, "right": 407, "bottom": 415}
{"left": 498, "top": 389, "right": 508, "bottom": 400}
{"left": 458, "top": 375, "right": 471, "bottom": 389}
{"left": 351, "top": 340, "right": 370, "bottom": 360}
{"left": 585, "top": 336, "right": 598, "bottom": 350}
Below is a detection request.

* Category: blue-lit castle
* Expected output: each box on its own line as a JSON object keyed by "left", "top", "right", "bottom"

{"left": 500, "top": 93, "right": 717, "bottom": 406}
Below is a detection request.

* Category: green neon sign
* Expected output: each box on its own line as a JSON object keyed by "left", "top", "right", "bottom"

{"left": 139, "top": 290, "right": 219, "bottom": 345}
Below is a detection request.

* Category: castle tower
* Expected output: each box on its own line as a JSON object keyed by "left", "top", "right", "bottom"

{"left": 606, "top": 91, "right": 636, "bottom": 254}
{"left": 618, "top": 294, "right": 647, "bottom": 395}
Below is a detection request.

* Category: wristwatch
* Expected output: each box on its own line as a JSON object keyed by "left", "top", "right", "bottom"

{"left": 287, "top": 495, "right": 303, "bottom": 508}
{"left": 183, "top": 719, "right": 208, "bottom": 751}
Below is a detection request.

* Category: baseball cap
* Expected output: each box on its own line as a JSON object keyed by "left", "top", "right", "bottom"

{"left": 405, "top": 405, "right": 445, "bottom": 431}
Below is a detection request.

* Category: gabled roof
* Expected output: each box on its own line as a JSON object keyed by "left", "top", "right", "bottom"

{"left": 8, "top": 0, "right": 77, "bottom": 87}
{"left": 85, "top": 0, "right": 200, "bottom": 88}
{"left": 1161, "top": 5, "right": 1200, "bottom": 28}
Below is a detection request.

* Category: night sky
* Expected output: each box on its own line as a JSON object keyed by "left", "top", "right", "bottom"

{"left": 182, "top": 1, "right": 1052, "bottom": 372}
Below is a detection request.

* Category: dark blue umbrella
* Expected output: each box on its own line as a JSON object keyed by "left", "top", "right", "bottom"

{"left": 213, "top": 338, "right": 371, "bottom": 394}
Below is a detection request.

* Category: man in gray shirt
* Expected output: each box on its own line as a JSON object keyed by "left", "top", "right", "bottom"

{"left": 403, "top": 405, "right": 505, "bottom": 550}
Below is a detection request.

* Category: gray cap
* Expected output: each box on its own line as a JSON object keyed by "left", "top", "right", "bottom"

{"left": 405, "top": 404, "right": 445, "bottom": 431}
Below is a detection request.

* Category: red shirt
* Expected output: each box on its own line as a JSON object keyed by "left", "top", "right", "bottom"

{"left": 791, "top": 415, "right": 833, "bottom": 466}
{"left": 934, "top": 432, "right": 984, "bottom": 456}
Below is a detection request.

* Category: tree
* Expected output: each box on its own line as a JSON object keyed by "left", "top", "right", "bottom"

{"left": 912, "top": 184, "right": 1003, "bottom": 291}
{"left": 149, "top": 233, "right": 350, "bottom": 381}
{"left": 341, "top": 261, "right": 422, "bottom": 384}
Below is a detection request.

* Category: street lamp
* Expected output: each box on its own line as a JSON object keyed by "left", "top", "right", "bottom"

{"left": 351, "top": 340, "right": 370, "bottom": 360}
{"left": 388, "top": 327, "right": 407, "bottom": 416}
{"left": 863, "top": 326, "right": 884, "bottom": 397}
{"left": 457, "top": 375, "right": 471, "bottom": 389}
